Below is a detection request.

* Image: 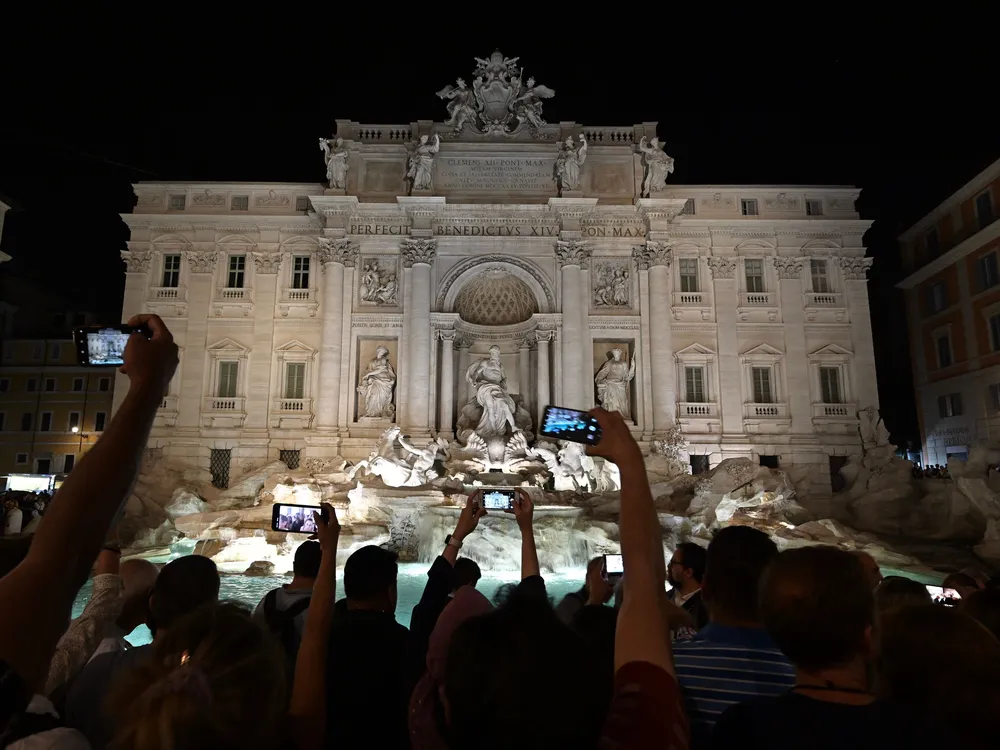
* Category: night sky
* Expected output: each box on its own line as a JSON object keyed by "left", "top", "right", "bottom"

{"left": 1, "top": 15, "right": 996, "bottom": 448}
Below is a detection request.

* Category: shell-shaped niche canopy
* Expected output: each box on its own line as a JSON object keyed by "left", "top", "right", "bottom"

{"left": 454, "top": 269, "right": 538, "bottom": 326}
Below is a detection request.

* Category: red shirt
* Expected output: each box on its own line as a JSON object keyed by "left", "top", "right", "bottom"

{"left": 601, "top": 661, "right": 689, "bottom": 749}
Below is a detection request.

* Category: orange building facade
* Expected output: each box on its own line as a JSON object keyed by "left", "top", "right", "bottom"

{"left": 899, "top": 158, "right": 1000, "bottom": 464}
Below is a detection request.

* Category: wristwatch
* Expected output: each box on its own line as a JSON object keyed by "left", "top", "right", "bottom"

{"left": 444, "top": 534, "right": 463, "bottom": 550}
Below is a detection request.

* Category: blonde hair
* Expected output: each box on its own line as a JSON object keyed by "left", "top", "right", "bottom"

{"left": 107, "top": 602, "right": 287, "bottom": 750}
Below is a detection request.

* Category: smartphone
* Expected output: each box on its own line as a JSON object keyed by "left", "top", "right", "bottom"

{"left": 271, "top": 503, "right": 329, "bottom": 533}
{"left": 73, "top": 325, "right": 149, "bottom": 367}
{"left": 481, "top": 489, "right": 515, "bottom": 511}
{"left": 538, "top": 405, "right": 603, "bottom": 445}
{"left": 926, "top": 585, "right": 961, "bottom": 606}
{"left": 603, "top": 553, "right": 624, "bottom": 582}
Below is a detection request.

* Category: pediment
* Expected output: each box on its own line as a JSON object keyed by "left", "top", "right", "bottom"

{"left": 280, "top": 236, "right": 319, "bottom": 250}
{"left": 275, "top": 339, "right": 315, "bottom": 354}
{"left": 735, "top": 239, "right": 775, "bottom": 253}
{"left": 672, "top": 241, "right": 707, "bottom": 253}
{"left": 675, "top": 342, "right": 716, "bottom": 357}
{"left": 808, "top": 343, "right": 853, "bottom": 359}
{"left": 207, "top": 337, "right": 249, "bottom": 353}
{"left": 801, "top": 239, "right": 842, "bottom": 251}
{"left": 741, "top": 343, "right": 784, "bottom": 358}
{"left": 216, "top": 234, "right": 258, "bottom": 248}
{"left": 151, "top": 234, "right": 193, "bottom": 248}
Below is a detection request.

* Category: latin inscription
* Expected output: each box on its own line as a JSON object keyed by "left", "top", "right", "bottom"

{"left": 434, "top": 224, "right": 557, "bottom": 237}
{"left": 436, "top": 157, "right": 554, "bottom": 192}
{"left": 582, "top": 225, "right": 646, "bottom": 238}
{"left": 349, "top": 224, "right": 409, "bottom": 235}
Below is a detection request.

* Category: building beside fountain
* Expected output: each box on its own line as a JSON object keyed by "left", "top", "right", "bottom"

{"left": 114, "top": 51, "right": 877, "bottom": 502}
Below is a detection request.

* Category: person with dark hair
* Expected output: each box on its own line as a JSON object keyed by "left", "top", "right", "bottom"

{"left": 942, "top": 571, "right": 981, "bottom": 600}
{"left": 850, "top": 551, "right": 883, "bottom": 590}
{"left": 714, "top": 545, "right": 947, "bottom": 749}
{"left": 452, "top": 557, "right": 481, "bottom": 592}
{"left": 876, "top": 605, "right": 997, "bottom": 750}
{"left": 443, "top": 410, "right": 690, "bottom": 750}
{"left": 672, "top": 525, "right": 793, "bottom": 747}
{"left": 325, "top": 544, "right": 417, "bottom": 749}
{"left": 410, "top": 494, "right": 488, "bottom": 669}
{"left": 64, "top": 554, "right": 220, "bottom": 748}
{"left": 874, "top": 575, "right": 931, "bottom": 614}
{"left": 668, "top": 542, "right": 708, "bottom": 630}
{"left": 960, "top": 588, "right": 1000, "bottom": 641}
{"left": 253, "top": 540, "right": 322, "bottom": 673}
{"left": 553, "top": 556, "right": 611, "bottom": 625}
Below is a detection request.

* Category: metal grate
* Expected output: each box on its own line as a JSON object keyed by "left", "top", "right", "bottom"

{"left": 279, "top": 449, "right": 300, "bottom": 470}
{"left": 209, "top": 449, "right": 232, "bottom": 489}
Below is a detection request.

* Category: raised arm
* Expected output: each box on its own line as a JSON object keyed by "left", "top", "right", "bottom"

{"left": 288, "top": 503, "right": 339, "bottom": 750}
{"left": 587, "top": 409, "right": 672, "bottom": 676}
{"left": 0, "top": 314, "right": 177, "bottom": 697}
{"left": 510, "top": 489, "right": 539, "bottom": 580}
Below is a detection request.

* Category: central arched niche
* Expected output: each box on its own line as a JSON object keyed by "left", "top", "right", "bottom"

{"left": 453, "top": 268, "right": 539, "bottom": 326}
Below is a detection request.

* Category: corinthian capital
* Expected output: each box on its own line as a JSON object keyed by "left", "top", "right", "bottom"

{"left": 632, "top": 240, "right": 673, "bottom": 270}
{"left": 401, "top": 237, "right": 437, "bottom": 267}
{"left": 252, "top": 252, "right": 281, "bottom": 274}
{"left": 706, "top": 256, "right": 738, "bottom": 280}
{"left": 317, "top": 237, "right": 359, "bottom": 267}
{"left": 120, "top": 250, "right": 153, "bottom": 273}
{"left": 772, "top": 256, "right": 805, "bottom": 280}
{"left": 186, "top": 251, "right": 218, "bottom": 274}
{"left": 838, "top": 256, "right": 873, "bottom": 280}
{"left": 555, "top": 240, "right": 591, "bottom": 269}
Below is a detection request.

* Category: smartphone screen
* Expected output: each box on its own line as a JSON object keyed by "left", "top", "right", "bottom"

{"left": 605, "top": 553, "right": 624, "bottom": 578}
{"left": 926, "top": 585, "right": 961, "bottom": 606}
{"left": 482, "top": 489, "right": 515, "bottom": 511}
{"left": 538, "top": 405, "right": 603, "bottom": 445}
{"left": 271, "top": 503, "right": 324, "bottom": 533}
{"left": 75, "top": 326, "right": 132, "bottom": 367}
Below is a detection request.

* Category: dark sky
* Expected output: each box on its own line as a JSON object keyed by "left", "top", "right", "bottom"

{"left": 0, "top": 13, "right": 996, "bottom": 446}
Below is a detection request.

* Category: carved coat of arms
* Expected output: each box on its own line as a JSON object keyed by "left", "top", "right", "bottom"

{"left": 436, "top": 50, "right": 555, "bottom": 137}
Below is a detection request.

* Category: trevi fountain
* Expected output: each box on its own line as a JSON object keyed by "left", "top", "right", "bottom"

{"left": 112, "top": 51, "right": 1000, "bottom": 581}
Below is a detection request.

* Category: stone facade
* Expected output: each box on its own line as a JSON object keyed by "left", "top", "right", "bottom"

{"left": 115, "top": 60, "right": 876, "bottom": 498}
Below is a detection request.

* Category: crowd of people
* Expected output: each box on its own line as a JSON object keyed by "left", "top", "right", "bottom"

{"left": 2, "top": 313, "right": 1000, "bottom": 750}
{"left": 911, "top": 463, "right": 952, "bottom": 479}
{"left": 2, "top": 491, "right": 52, "bottom": 536}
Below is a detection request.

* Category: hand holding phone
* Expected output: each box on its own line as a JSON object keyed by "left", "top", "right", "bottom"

{"left": 538, "top": 405, "right": 603, "bottom": 445}
{"left": 272, "top": 502, "right": 330, "bottom": 533}
{"left": 926, "top": 585, "right": 961, "bottom": 606}
{"left": 481, "top": 489, "right": 515, "bottom": 511}
{"left": 603, "top": 553, "right": 624, "bottom": 582}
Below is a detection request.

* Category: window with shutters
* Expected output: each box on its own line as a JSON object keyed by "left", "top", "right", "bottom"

{"left": 978, "top": 251, "right": 999, "bottom": 291}
{"left": 218, "top": 361, "right": 239, "bottom": 398}
{"left": 976, "top": 190, "right": 995, "bottom": 230}
{"left": 285, "top": 362, "right": 305, "bottom": 400}
{"left": 752, "top": 367, "right": 773, "bottom": 403}
{"left": 810, "top": 260, "right": 831, "bottom": 293}
{"left": 819, "top": 367, "right": 842, "bottom": 404}
{"left": 679, "top": 259, "right": 699, "bottom": 292}
{"left": 745, "top": 259, "right": 765, "bottom": 293}
{"left": 684, "top": 366, "right": 705, "bottom": 403}
{"left": 95, "top": 412, "right": 106, "bottom": 431}
{"left": 934, "top": 329, "right": 953, "bottom": 369}
{"left": 937, "top": 393, "right": 963, "bottom": 418}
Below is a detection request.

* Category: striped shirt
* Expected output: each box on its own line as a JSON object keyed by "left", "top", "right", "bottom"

{"left": 672, "top": 623, "right": 795, "bottom": 748}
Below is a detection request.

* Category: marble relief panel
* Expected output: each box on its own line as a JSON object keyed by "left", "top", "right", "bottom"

{"left": 357, "top": 256, "right": 400, "bottom": 307}
{"left": 591, "top": 260, "right": 632, "bottom": 310}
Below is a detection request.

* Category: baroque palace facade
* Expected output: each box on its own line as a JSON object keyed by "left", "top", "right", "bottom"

{"left": 115, "top": 52, "right": 875, "bottom": 496}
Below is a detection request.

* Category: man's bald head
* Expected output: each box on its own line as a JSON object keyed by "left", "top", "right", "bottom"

{"left": 760, "top": 545, "right": 874, "bottom": 671}
{"left": 850, "top": 550, "right": 883, "bottom": 590}
{"left": 120, "top": 558, "right": 159, "bottom": 599}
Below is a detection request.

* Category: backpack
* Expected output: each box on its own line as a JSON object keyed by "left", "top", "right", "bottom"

{"left": 262, "top": 590, "right": 311, "bottom": 670}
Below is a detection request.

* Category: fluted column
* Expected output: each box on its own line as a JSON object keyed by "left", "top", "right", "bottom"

{"left": 176, "top": 251, "right": 218, "bottom": 429}
{"left": 402, "top": 237, "right": 437, "bottom": 436}
{"left": 517, "top": 334, "right": 534, "bottom": 421}
{"left": 438, "top": 330, "right": 456, "bottom": 438}
{"left": 774, "top": 257, "right": 810, "bottom": 432}
{"left": 840, "top": 257, "right": 878, "bottom": 409}
{"left": 456, "top": 335, "right": 472, "bottom": 406}
{"left": 556, "top": 240, "right": 591, "bottom": 410}
{"left": 113, "top": 250, "right": 154, "bottom": 418}
{"left": 315, "top": 238, "right": 357, "bottom": 429}
{"left": 708, "top": 257, "right": 743, "bottom": 437}
{"left": 536, "top": 330, "right": 553, "bottom": 426}
{"left": 634, "top": 241, "right": 675, "bottom": 434}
